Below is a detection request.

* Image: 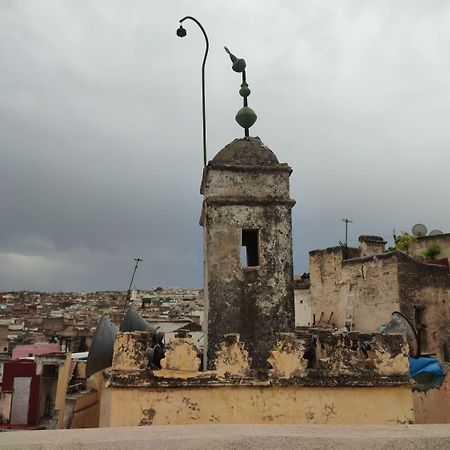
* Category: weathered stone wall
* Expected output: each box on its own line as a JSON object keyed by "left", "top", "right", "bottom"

{"left": 360, "top": 241, "right": 385, "bottom": 257}
{"left": 201, "top": 138, "right": 295, "bottom": 370}
{"left": 310, "top": 248, "right": 450, "bottom": 359}
{"left": 309, "top": 247, "right": 341, "bottom": 326}
{"left": 294, "top": 287, "right": 312, "bottom": 327}
{"left": 397, "top": 256, "right": 450, "bottom": 360}
{"left": 412, "top": 233, "right": 450, "bottom": 261}
{"left": 342, "top": 254, "right": 400, "bottom": 332}
{"left": 99, "top": 330, "right": 413, "bottom": 427}
{"left": 203, "top": 202, "right": 295, "bottom": 369}
{"left": 310, "top": 247, "right": 392, "bottom": 326}
{"left": 203, "top": 168, "right": 290, "bottom": 199}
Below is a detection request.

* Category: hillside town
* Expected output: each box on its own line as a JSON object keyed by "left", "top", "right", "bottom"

{"left": 0, "top": 288, "right": 203, "bottom": 356}
{"left": 1, "top": 218, "right": 450, "bottom": 431}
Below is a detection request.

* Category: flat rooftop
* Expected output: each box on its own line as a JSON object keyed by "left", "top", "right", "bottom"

{"left": 2, "top": 424, "right": 450, "bottom": 449}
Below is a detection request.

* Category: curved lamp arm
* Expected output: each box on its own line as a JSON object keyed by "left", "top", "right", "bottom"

{"left": 177, "top": 16, "right": 209, "bottom": 167}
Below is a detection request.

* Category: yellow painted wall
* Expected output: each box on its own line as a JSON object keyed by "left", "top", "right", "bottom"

{"left": 100, "top": 385, "right": 414, "bottom": 427}
{"left": 413, "top": 374, "right": 450, "bottom": 424}
{"left": 70, "top": 403, "right": 99, "bottom": 429}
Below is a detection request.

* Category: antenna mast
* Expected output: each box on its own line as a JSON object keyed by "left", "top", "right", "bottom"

{"left": 342, "top": 218, "right": 353, "bottom": 246}
{"left": 123, "top": 257, "right": 143, "bottom": 313}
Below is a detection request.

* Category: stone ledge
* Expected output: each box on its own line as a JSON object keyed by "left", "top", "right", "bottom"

{"left": 205, "top": 196, "right": 296, "bottom": 207}
{"left": 206, "top": 163, "right": 292, "bottom": 173}
{"left": 105, "top": 369, "right": 410, "bottom": 389}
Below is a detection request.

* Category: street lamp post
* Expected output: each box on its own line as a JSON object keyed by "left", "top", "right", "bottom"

{"left": 176, "top": 16, "right": 209, "bottom": 167}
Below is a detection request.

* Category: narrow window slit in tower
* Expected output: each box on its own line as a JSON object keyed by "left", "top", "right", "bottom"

{"left": 241, "top": 229, "right": 259, "bottom": 267}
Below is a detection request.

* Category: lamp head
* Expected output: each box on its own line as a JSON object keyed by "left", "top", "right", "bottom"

{"left": 176, "top": 25, "right": 187, "bottom": 37}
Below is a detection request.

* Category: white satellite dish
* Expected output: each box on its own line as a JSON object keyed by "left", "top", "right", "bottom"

{"left": 429, "top": 229, "right": 443, "bottom": 236}
{"left": 412, "top": 223, "right": 427, "bottom": 237}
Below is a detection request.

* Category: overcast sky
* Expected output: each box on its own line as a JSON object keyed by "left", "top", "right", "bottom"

{"left": 1, "top": 1, "right": 450, "bottom": 292}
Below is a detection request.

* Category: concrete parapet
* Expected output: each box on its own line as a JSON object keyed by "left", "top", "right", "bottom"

{"left": 160, "top": 334, "right": 201, "bottom": 372}
{"left": 112, "top": 332, "right": 148, "bottom": 372}
{"left": 214, "top": 334, "right": 250, "bottom": 376}
{"left": 267, "top": 333, "right": 307, "bottom": 378}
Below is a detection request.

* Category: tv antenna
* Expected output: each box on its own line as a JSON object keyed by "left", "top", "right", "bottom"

{"left": 123, "top": 257, "right": 143, "bottom": 313}
{"left": 342, "top": 218, "right": 353, "bottom": 246}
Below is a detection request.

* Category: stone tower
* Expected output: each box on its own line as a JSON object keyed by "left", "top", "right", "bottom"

{"left": 200, "top": 137, "right": 296, "bottom": 369}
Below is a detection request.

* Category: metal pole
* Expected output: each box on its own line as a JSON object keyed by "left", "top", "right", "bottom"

{"left": 342, "top": 218, "right": 353, "bottom": 246}
{"left": 224, "top": 46, "right": 257, "bottom": 137}
{"left": 242, "top": 71, "right": 249, "bottom": 137}
{"left": 177, "top": 16, "right": 209, "bottom": 167}
{"left": 123, "top": 257, "right": 143, "bottom": 313}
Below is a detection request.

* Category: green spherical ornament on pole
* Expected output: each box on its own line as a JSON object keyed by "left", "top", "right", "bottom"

{"left": 225, "top": 47, "right": 257, "bottom": 137}
{"left": 236, "top": 107, "right": 257, "bottom": 129}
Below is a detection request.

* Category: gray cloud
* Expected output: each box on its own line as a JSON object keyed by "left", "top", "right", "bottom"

{"left": 1, "top": 0, "right": 450, "bottom": 291}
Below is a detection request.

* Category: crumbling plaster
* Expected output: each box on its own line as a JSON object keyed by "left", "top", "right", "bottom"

{"left": 98, "top": 330, "right": 413, "bottom": 427}
{"left": 201, "top": 138, "right": 296, "bottom": 370}
{"left": 309, "top": 247, "right": 450, "bottom": 360}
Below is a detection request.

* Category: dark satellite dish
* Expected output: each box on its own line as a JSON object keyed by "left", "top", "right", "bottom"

{"left": 120, "top": 305, "right": 157, "bottom": 335}
{"left": 381, "top": 311, "right": 420, "bottom": 357}
{"left": 86, "top": 315, "right": 119, "bottom": 378}
{"left": 429, "top": 230, "right": 443, "bottom": 236}
{"left": 412, "top": 223, "right": 427, "bottom": 237}
{"left": 120, "top": 306, "right": 165, "bottom": 368}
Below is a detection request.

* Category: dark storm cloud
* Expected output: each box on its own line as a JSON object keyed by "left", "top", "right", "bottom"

{"left": 1, "top": 0, "right": 450, "bottom": 291}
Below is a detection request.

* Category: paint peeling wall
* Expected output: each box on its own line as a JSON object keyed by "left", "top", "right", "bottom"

{"left": 103, "top": 385, "right": 414, "bottom": 427}
{"left": 99, "top": 330, "right": 413, "bottom": 427}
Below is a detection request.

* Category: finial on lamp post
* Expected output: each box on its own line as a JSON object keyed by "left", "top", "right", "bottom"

{"left": 224, "top": 47, "right": 257, "bottom": 137}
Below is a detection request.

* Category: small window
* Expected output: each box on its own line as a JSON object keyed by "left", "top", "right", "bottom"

{"left": 241, "top": 229, "right": 259, "bottom": 267}
{"left": 414, "top": 306, "right": 424, "bottom": 327}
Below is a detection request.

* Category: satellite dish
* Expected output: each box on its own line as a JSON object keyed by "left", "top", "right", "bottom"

{"left": 412, "top": 223, "right": 427, "bottom": 237}
{"left": 429, "top": 230, "right": 443, "bottom": 236}
{"left": 120, "top": 305, "right": 158, "bottom": 335}
{"left": 381, "top": 311, "right": 420, "bottom": 357}
{"left": 86, "top": 315, "right": 119, "bottom": 378}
